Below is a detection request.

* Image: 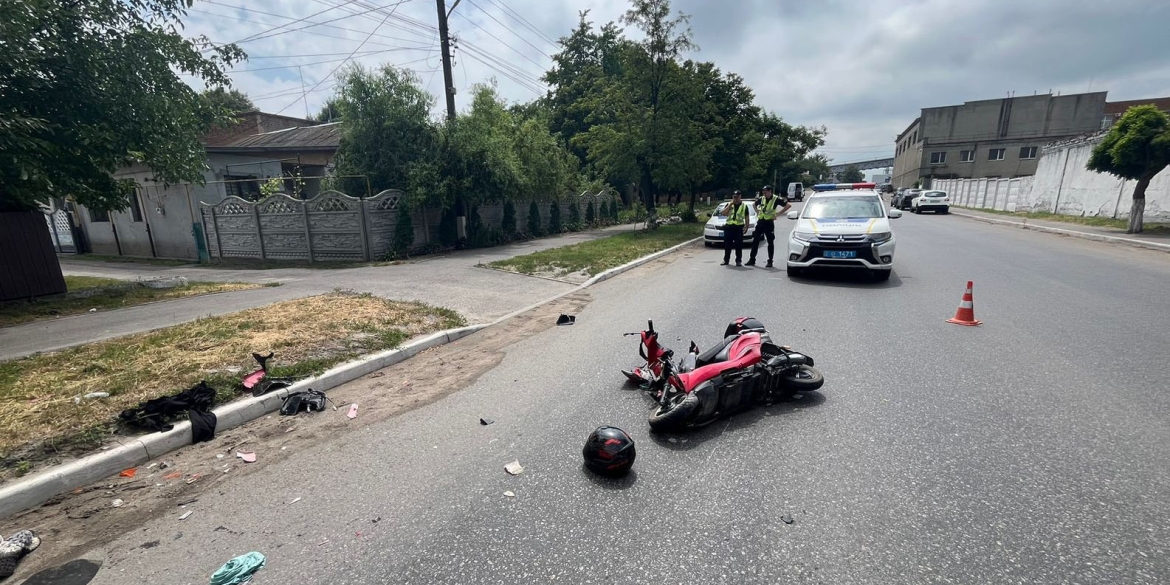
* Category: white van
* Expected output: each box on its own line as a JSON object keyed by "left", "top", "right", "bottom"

{"left": 787, "top": 183, "right": 804, "bottom": 202}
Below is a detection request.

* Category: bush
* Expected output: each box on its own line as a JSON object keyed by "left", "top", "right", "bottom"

{"left": 527, "top": 201, "right": 542, "bottom": 236}
{"left": 549, "top": 200, "right": 562, "bottom": 234}
{"left": 567, "top": 200, "right": 581, "bottom": 228}
{"left": 585, "top": 201, "right": 595, "bottom": 225}
{"left": 394, "top": 204, "right": 414, "bottom": 255}
{"left": 599, "top": 200, "right": 609, "bottom": 224}
{"left": 438, "top": 207, "right": 458, "bottom": 246}
{"left": 502, "top": 201, "right": 517, "bottom": 236}
{"left": 680, "top": 205, "right": 698, "bottom": 223}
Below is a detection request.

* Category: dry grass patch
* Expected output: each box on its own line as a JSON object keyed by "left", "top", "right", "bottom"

{"left": 0, "top": 276, "right": 266, "bottom": 328}
{"left": 0, "top": 291, "right": 464, "bottom": 464}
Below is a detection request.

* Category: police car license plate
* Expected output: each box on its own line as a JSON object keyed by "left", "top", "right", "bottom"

{"left": 824, "top": 250, "right": 856, "bottom": 259}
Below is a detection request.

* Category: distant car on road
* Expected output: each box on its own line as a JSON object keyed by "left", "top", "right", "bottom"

{"left": 893, "top": 188, "right": 921, "bottom": 210}
{"left": 703, "top": 200, "right": 758, "bottom": 247}
{"left": 785, "top": 188, "right": 902, "bottom": 281}
{"left": 910, "top": 190, "right": 951, "bottom": 214}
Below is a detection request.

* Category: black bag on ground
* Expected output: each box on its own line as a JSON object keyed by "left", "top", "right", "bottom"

{"left": 280, "top": 389, "right": 328, "bottom": 416}
{"left": 119, "top": 381, "right": 218, "bottom": 442}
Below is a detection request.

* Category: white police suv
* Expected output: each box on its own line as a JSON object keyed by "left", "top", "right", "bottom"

{"left": 785, "top": 183, "right": 901, "bottom": 281}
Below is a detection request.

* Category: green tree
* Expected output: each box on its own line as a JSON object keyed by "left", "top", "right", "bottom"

{"left": 610, "top": 196, "right": 620, "bottom": 220}
{"left": 0, "top": 0, "right": 245, "bottom": 212}
{"left": 549, "top": 200, "right": 563, "bottom": 233}
{"left": 839, "top": 165, "right": 865, "bottom": 183}
{"left": 332, "top": 64, "right": 436, "bottom": 198}
{"left": 527, "top": 201, "right": 543, "bottom": 236}
{"left": 586, "top": 200, "right": 596, "bottom": 224}
{"left": 1087, "top": 105, "right": 1170, "bottom": 233}
{"left": 200, "top": 88, "right": 255, "bottom": 120}
{"left": 502, "top": 200, "right": 518, "bottom": 236}
{"left": 315, "top": 98, "right": 342, "bottom": 122}
{"left": 568, "top": 198, "right": 582, "bottom": 228}
{"left": 599, "top": 199, "right": 609, "bottom": 224}
{"left": 394, "top": 203, "right": 415, "bottom": 256}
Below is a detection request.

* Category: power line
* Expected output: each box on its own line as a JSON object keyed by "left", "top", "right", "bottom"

{"left": 457, "top": 45, "right": 543, "bottom": 95}
{"left": 458, "top": 42, "right": 544, "bottom": 87}
{"left": 452, "top": 11, "right": 546, "bottom": 71}
{"left": 480, "top": 0, "right": 558, "bottom": 46}
{"left": 228, "top": 48, "right": 431, "bottom": 72}
{"left": 201, "top": 2, "right": 435, "bottom": 46}
{"left": 276, "top": 0, "right": 412, "bottom": 115}
{"left": 190, "top": 8, "right": 435, "bottom": 50}
{"left": 309, "top": 0, "right": 438, "bottom": 40}
{"left": 219, "top": 0, "right": 367, "bottom": 48}
{"left": 237, "top": 1, "right": 417, "bottom": 47}
{"left": 463, "top": 0, "right": 553, "bottom": 57}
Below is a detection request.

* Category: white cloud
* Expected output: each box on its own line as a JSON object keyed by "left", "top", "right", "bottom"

{"left": 183, "top": 0, "right": 1170, "bottom": 166}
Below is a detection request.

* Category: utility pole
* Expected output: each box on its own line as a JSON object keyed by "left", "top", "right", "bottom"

{"left": 436, "top": 0, "right": 460, "bottom": 121}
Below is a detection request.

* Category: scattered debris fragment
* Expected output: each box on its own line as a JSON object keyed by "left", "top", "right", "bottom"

{"left": 74, "top": 392, "right": 110, "bottom": 404}
{"left": 179, "top": 511, "right": 193, "bottom": 521}
{"left": 119, "top": 381, "right": 218, "bottom": 443}
{"left": 346, "top": 403, "right": 359, "bottom": 419}
{"left": 210, "top": 551, "right": 266, "bottom": 585}
{"left": 119, "top": 468, "right": 137, "bottom": 478}
{"left": 504, "top": 460, "right": 525, "bottom": 475}
{"left": 317, "top": 540, "right": 329, "bottom": 546}
{"left": 288, "top": 497, "right": 301, "bottom": 505}
{"left": 216, "top": 454, "right": 225, "bottom": 459}
{"left": 280, "top": 388, "right": 328, "bottom": 416}
{"left": 88, "top": 308, "right": 97, "bottom": 313}
{"left": 781, "top": 514, "right": 795, "bottom": 525}
{"left": 556, "top": 314, "right": 576, "bottom": 326}
{"left": 186, "top": 474, "right": 202, "bottom": 484}
{"left": 503, "top": 491, "right": 516, "bottom": 498}
{"left": 0, "top": 530, "right": 42, "bottom": 579}
{"left": 163, "top": 472, "right": 182, "bottom": 481}
{"left": 147, "top": 462, "right": 158, "bottom": 469}
{"left": 111, "top": 499, "right": 124, "bottom": 508}
{"left": 480, "top": 418, "right": 495, "bottom": 426}
{"left": 160, "top": 461, "right": 173, "bottom": 469}
{"left": 177, "top": 499, "right": 198, "bottom": 507}
{"left": 236, "top": 451, "right": 256, "bottom": 463}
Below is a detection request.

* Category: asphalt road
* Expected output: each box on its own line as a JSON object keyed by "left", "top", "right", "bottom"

{"left": 65, "top": 211, "right": 1170, "bottom": 584}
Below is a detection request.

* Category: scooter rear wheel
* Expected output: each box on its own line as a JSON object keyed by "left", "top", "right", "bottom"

{"left": 648, "top": 392, "right": 701, "bottom": 432}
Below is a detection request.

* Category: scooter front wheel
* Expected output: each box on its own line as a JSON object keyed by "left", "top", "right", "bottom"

{"left": 648, "top": 392, "right": 700, "bottom": 432}
{"left": 781, "top": 365, "right": 824, "bottom": 392}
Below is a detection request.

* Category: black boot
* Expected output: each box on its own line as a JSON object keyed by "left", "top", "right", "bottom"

{"left": 745, "top": 259, "right": 756, "bottom": 266}
{"left": 766, "top": 260, "right": 773, "bottom": 268}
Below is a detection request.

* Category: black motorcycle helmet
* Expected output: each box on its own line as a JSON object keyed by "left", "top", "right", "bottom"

{"left": 724, "top": 316, "right": 766, "bottom": 338}
{"left": 582, "top": 426, "right": 636, "bottom": 476}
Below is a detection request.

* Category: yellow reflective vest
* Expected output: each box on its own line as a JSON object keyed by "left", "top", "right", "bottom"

{"left": 758, "top": 196, "right": 780, "bottom": 220}
{"left": 725, "top": 203, "right": 747, "bottom": 226}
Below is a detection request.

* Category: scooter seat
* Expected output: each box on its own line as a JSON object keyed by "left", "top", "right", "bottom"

{"left": 695, "top": 336, "right": 738, "bottom": 367}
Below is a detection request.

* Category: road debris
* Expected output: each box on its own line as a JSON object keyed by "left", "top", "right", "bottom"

{"left": 480, "top": 418, "right": 495, "bottom": 426}
{"left": 186, "top": 474, "right": 202, "bottom": 484}
{"left": 177, "top": 499, "right": 198, "bottom": 507}
{"left": 73, "top": 392, "right": 110, "bottom": 403}
{"left": 210, "top": 552, "right": 266, "bottom": 585}
{"left": 111, "top": 499, "right": 124, "bottom": 508}
{"left": 556, "top": 314, "right": 576, "bottom": 326}
{"left": 347, "top": 403, "right": 359, "bottom": 419}
{"left": 160, "top": 461, "right": 173, "bottom": 469}
{"left": 236, "top": 451, "right": 256, "bottom": 463}
{"left": 781, "top": 514, "right": 795, "bottom": 525}
{"left": 288, "top": 497, "right": 301, "bottom": 505}
{"left": 0, "top": 529, "right": 41, "bottom": 579}
{"left": 216, "top": 454, "right": 225, "bottom": 459}
{"left": 178, "top": 511, "right": 193, "bottom": 521}
{"left": 504, "top": 460, "right": 525, "bottom": 475}
{"left": 163, "top": 472, "right": 182, "bottom": 481}
{"left": 119, "top": 468, "right": 137, "bottom": 478}
{"left": 503, "top": 491, "right": 516, "bottom": 498}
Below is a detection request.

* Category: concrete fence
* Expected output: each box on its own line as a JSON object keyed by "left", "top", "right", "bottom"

{"left": 200, "top": 189, "right": 617, "bottom": 262}
{"left": 931, "top": 134, "right": 1170, "bottom": 222}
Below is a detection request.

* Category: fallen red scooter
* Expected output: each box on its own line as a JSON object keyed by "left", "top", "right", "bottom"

{"left": 622, "top": 318, "right": 824, "bottom": 432}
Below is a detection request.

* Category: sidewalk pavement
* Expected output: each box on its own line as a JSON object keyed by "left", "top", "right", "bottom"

{"left": 949, "top": 207, "right": 1170, "bottom": 253}
{"left": 1, "top": 225, "right": 637, "bottom": 361}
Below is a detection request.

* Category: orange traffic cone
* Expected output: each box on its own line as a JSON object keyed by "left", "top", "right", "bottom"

{"left": 947, "top": 281, "right": 982, "bottom": 326}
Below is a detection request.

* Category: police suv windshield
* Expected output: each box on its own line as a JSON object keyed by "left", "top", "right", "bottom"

{"left": 802, "top": 196, "right": 885, "bottom": 220}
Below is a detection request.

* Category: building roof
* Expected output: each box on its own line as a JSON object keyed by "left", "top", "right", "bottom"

{"left": 207, "top": 122, "right": 340, "bottom": 153}
{"left": 1104, "top": 97, "right": 1170, "bottom": 116}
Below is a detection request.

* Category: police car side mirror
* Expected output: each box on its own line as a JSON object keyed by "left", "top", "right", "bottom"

{"left": 787, "top": 211, "right": 799, "bottom": 220}
{"left": 888, "top": 209, "right": 903, "bottom": 219}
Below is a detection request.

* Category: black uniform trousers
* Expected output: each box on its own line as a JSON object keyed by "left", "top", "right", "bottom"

{"left": 749, "top": 219, "right": 776, "bottom": 262}
{"left": 723, "top": 224, "right": 744, "bottom": 264}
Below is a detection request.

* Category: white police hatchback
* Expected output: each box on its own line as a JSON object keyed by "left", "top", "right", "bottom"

{"left": 785, "top": 188, "right": 901, "bottom": 281}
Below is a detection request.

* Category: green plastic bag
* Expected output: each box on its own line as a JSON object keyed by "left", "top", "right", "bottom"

{"left": 210, "top": 552, "right": 266, "bottom": 585}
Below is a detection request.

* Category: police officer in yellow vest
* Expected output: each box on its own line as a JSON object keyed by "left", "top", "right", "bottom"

{"left": 719, "top": 190, "right": 751, "bottom": 266}
{"left": 746, "top": 185, "right": 791, "bottom": 267}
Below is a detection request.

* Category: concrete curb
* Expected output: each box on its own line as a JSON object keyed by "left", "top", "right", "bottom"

{"left": 951, "top": 210, "right": 1170, "bottom": 253}
{"left": 0, "top": 325, "right": 484, "bottom": 520}
{"left": 0, "top": 234, "right": 700, "bottom": 519}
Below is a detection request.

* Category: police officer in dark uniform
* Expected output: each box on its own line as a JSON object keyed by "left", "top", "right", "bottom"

{"left": 746, "top": 185, "right": 791, "bottom": 267}
{"left": 720, "top": 190, "right": 751, "bottom": 266}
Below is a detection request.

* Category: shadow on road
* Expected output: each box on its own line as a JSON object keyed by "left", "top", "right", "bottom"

{"left": 581, "top": 464, "right": 639, "bottom": 490}
{"left": 786, "top": 268, "right": 905, "bottom": 289}
{"left": 645, "top": 390, "right": 827, "bottom": 451}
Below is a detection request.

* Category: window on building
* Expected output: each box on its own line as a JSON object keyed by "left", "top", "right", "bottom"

{"left": 89, "top": 208, "right": 110, "bottom": 222}
{"left": 988, "top": 148, "right": 1006, "bottom": 161}
{"left": 912, "top": 131, "right": 917, "bottom": 143}
{"left": 959, "top": 150, "right": 975, "bottom": 163}
{"left": 224, "top": 175, "right": 261, "bottom": 200}
{"left": 1019, "top": 146, "right": 1037, "bottom": 160}
{"left": 929, "top": 152, "right": 947, "bottom": 164}
{"left": 130, "top": 190, "right": 145, "bottom": 222}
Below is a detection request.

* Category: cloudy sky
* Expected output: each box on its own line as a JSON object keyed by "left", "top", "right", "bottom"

{"left": 184, "top": 0, "right": 1170, "bottom": 167}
